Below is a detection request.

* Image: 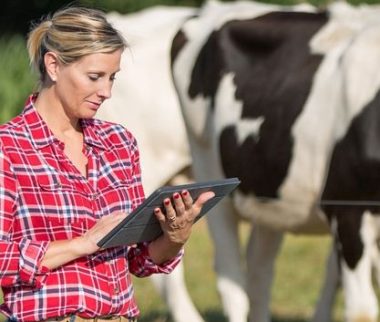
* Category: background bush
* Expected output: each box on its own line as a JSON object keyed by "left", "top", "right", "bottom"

{"left": 0, "top": 35, "right": 35, "bottom": 123}
{"left": 1, "top": 0, "right": 379, "bottom": 35}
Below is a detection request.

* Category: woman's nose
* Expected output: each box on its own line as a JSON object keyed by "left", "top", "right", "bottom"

{"left": 97, "top": 82, "right": 113, "bottom": 99}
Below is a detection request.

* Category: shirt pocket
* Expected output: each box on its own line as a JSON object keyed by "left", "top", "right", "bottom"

{"left": 37, "top": 173, "right": 94, "bottom": 238}
{"left": 97, "top": 168, "right": 135, "bottom": 217}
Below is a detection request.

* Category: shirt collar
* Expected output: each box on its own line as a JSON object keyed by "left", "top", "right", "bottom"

{"left": 23, "top": 94, "right": 109, "bottom": 151}
{"left": 81, "top": 118, "right": 110, "bottom": 151}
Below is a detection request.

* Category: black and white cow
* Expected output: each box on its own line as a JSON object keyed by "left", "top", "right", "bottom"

{"left": 171, "top": 1, "right": 380, "bottom": 321}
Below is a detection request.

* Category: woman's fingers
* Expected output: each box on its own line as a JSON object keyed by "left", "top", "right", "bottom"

{"left": 181, "top": 190, "right": 193, "bottom": 210}
{"left": 82, "top": 211, "right": 126, "bottom": 253}
{"left": 192, "top": 191, "right": 215, "bottom": 217}
{"left": 154, "top": 190, "right": 215, "bottom": 224}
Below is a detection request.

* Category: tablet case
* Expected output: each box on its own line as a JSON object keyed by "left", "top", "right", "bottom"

{"left": 97, "top": 177, "right": 240, "bottom": 248}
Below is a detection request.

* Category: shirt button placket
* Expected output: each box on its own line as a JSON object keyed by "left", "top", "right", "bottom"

{"left": 90, "top": 193, "right": 98, "bottom": 212}
{"left": 106, "top": 262, "right": 121, "bottom": 309}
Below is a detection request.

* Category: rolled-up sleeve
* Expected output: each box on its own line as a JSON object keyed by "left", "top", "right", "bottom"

{"left": 0, "top": 149, "right": 50, "bottom": 289}
{"left": 18, "top": 238, "right": 50, "bottom": 287}
{"left": 127, "top": 242, "right": 183, "bottom": 277}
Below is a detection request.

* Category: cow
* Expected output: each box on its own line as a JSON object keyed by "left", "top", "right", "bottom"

{"left": 96, "top": 6, "right": 204, "bottom": 322}
{"left": 171, "top": 1, "right": 380, "bottom": 321}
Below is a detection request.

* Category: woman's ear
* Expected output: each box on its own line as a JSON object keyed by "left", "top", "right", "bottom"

{"left": 44, "top": 51, "right": 59, "bottom": 82}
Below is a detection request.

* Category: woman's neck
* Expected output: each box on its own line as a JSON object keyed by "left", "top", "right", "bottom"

{"left": 34, "top": 88, "right": 82, "bottom": 139}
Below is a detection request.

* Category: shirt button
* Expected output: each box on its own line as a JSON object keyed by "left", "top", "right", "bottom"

{"left": 114, "top": 286, "right": 120, "bottom": 294}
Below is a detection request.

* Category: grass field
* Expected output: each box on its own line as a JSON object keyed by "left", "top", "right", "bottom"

{"left": 0, "top": 220, "right": 343, "bottom": 322}
{"left": 132, "top": 220, "right": 344, "bottom": 322}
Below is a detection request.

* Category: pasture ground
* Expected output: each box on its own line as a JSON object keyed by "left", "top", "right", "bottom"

{"left": 132, "top": 220, "right": 344, "bottom": 322}
{"left": 0, "top": 220, "right": 342, "bottom": 322}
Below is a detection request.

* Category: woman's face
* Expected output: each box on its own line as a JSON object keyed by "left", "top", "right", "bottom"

{"left": 54, "top": 49, "right": 122, "bottom": 120}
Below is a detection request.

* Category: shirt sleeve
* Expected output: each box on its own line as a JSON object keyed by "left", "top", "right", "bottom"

{"left": 127, "top": 242, "right": 183, "bottom": 277}
{"left": 0, "top": 148, "right": 50, "bottom": 289}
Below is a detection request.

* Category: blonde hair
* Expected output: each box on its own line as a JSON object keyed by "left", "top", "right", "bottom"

{"left": 27, "top": 6, "right": 127, "bottom": 82}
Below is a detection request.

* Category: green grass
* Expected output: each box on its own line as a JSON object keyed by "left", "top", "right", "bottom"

{"left": 131, "top": 221, "right": 343, "bottom": 322}
{"left": 0, "top": 221, "right": 342, "bottom": 322}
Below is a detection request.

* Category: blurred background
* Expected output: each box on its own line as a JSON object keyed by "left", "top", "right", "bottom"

{"left": 0, "top": 0, "right": 379, "bottom": 322}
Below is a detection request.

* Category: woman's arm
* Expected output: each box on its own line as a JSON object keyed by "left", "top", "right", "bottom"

{"left": 40, "top": 211, "right": 126, "bottom": 270}
{"left": 0, "top": 149, "right": 49, "bottom": 288}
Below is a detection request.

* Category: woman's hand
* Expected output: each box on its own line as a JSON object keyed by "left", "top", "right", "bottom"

{"left": 148, "top": 189, "right": 215, "bottom": 264}
{"left": 79, "top": 211, "right": 127, "bottom": 255}
{"left": 40, "top": 211, "right": 127, "bottom": 270}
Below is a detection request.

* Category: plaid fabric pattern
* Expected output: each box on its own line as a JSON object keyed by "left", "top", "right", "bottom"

{"left": 0, "top": 95, "right": 182, "bottom": 321}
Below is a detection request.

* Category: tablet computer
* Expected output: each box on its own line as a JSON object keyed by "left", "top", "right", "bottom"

{"left": 97, "top": 177, "right": 240, "bottom": 248}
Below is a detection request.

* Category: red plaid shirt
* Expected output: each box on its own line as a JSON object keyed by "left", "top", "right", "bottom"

{"left": 0, "top": 95, "right": 182, "bottom": 321}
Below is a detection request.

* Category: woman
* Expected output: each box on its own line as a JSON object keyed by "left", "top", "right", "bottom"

{"left": 0, "top": 6, "right": 214, "bottom": 322}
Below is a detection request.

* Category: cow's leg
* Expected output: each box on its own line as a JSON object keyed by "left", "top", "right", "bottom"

{"left": 246, "top": 224, "right": 283, "bottom": 322}
{"left": 206, "top": 199, "right": 249, "bottom": 322}
{"left": 341, "top": 258, "right": 377, "bottom": 322}
{"left": 312, "top": 243, "right": 340, "bottom": 322}
{"left": 338, "top": 212, "right": 378, "bottom": 322}
{"left": 150, "top": 262, "right": 204, "bottom": 322}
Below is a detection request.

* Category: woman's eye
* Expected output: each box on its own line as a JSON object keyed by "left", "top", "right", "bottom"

{"left": 89, "top": 74, "right": 99, "bottom": 81}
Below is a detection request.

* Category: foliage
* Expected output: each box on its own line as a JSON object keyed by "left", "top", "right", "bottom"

{"left": 0, "top": 0, "right": 224, "bottom": 35}
{"left": 2, "top": 0, "right": 380, "bottom": 35}
{"left": 1, "top": 0, "right": 73, "bottom": 35}
{"left": 0, "top": 35, "right": 36, "bottom": 124}
{"left": 79, "top": 0, "right": 206, "bottom": 13}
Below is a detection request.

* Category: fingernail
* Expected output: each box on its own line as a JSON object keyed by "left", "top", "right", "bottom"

{"left": 182, "top": 190, "right": 188, "bottom": 196}
{"left": 164, "top": 199, "right": 170, "bottom": 206}
{"left": 174, "top": 193, "right": 180, "bottom": 199}
{"left": 154, "top": 208, "right": 160, "bottom": 213}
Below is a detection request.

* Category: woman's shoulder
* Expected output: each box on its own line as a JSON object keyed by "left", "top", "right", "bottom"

{"left": 0, "top": 113, "right": 24, "bottom": 130}
{"left": 0, "top": 114, "right": 26, "bottom": 139}
{"left": 0, "top": 114, "right": 28, "bottom": 156}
